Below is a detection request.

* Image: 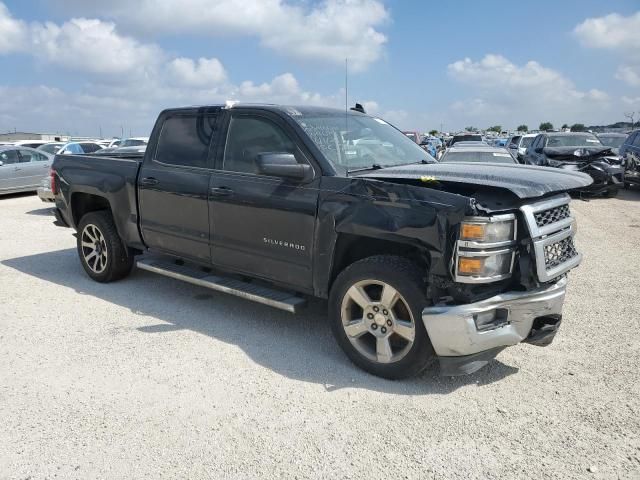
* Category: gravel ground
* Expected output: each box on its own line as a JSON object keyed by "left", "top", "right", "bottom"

{"left": 1, "top": 191, "right": 639, "bottom": 480}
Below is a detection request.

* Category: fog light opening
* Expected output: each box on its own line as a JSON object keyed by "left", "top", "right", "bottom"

{"left": 474, "top": 308, "right": 509, "bottom": 332}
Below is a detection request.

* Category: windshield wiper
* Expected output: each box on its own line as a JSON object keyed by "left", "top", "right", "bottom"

{"left": 347, "top": 163, "right": 384, "bottom": 173}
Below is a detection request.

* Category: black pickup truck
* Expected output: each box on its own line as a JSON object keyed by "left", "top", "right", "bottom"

{"left": 52, "top": 104, "right": 592, "bottom": 379}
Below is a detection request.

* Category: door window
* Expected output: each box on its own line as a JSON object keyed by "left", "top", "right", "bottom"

{"left": 223, "top": 116, "right": 300, "bottom": 174}
{"left": 633, "top": 133, "right": 640, "bottom": 147}
{"left": 155, "top": 114, "right": 217, "bottom": 168}
{"left": 18, "top": 149, "right": 35, "bottom": 162}
{"left": 0, "top": 150, "right": 19, "bottom": 165}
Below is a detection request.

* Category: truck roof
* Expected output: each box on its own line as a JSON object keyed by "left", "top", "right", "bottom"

{"left": 160, "top": 104, "right": 368, "bottom": 118}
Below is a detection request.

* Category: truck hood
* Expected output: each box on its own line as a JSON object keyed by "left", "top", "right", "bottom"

{"left": 358, "top": 162, "right": 593, "bottom": 199}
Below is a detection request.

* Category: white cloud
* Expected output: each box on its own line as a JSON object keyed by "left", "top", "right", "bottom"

{"left": 574, "top": 12, "right": 640, "bottom": 52}
{"left": 167, "top": 57, "right": 228, "bottom": 87}
{"left": 615, "top": 65, "right": 640, "bottom": 87}
{"left": 574, "top": 12, "right": 640, "bottom": 88}
{"left": 46, "top": 0, "right": 389, "bottom": 71}
{"left": 0, "top": 2, "right": 27, "bottom": 53}
{"left": 30, "top": 18, "right": 163, "bottom": 77}
{"left": 446, "top": 54, "right": 611, "bottom": 128}
{"left": 622, "top": 96, "right": 640, "bottom": 106}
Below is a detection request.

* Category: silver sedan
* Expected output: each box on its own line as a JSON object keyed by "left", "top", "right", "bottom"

{"left": 0, "top": 146, "right": 53, "bottom": 196}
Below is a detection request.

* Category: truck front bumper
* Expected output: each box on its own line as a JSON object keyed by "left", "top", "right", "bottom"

{"left": 422, "top": 277, "right": 567, "bottom": 376}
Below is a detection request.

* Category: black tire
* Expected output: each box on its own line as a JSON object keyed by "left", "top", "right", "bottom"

{"left": 77, "top": 210, "right": 134, "bottom": 283}
{"left": 604, "top": 187, "right": 620, "bottom": 198}
{"left": 329, "top": 255, "right": 435, "bottom": 379}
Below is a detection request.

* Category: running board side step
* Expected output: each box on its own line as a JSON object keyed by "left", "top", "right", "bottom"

{"left": 136, "top": 257, "right": 307, "bottom": 313}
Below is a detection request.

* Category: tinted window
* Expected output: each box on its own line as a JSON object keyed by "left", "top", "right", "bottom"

{"left": 223, "top": 116, "right": 298, "bottom": 174}
{"left": 451, "top": 134, "right": 482, "bottom": 145}
{"left": 39, "top": 143, "right": 63, "bottom": 155}
{"left": 546, "top": 135, "right": 602, "bottom": 147}
{"left": 80, "top": 143, "right": 102, "bottom": 153}
{"left": 121, "top": 139, "right": 147, "bottom": 147}
{"left": 597, "top": 136, "right": 625, "bottom": 148}
{"left": 63, "top": 144, "right": 83, "bottom": 154}
{"left": 520, "top": 137, "right": 534, "bottom": 148}
{"left": 633, "top": 133, "right": 640, "bottom": 147}
{"left": 0, "top": 150, "right": 19, "bottom": 165}
{"left": 19, "top": 149, "right": 48, "bottom": 162}
{"left": 155, "top": 114, "right": 217, "bottom": 168}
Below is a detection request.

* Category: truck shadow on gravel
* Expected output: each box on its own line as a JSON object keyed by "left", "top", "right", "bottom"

{"left": 3, "top": 248, "right": 519, "bottom": 395}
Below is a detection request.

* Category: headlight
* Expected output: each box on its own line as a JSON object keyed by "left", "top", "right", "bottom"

{"left": 455, "top": 215, "right": 517, "bottom": 283}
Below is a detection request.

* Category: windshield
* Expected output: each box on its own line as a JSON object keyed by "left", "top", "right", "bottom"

{"left": 121, "top": 139, "right": 147, "bottom": 147}
{"left": 38, "top": 143, "right": 63, "bottom": 154}
{"left": 598, "top": 136, "right": 625, "bottom": 148}
{"left": 520, "top": 137, "right": 534, "bottom": 148}
{"left": 293, "top": 113, "right": 435, "bottom": 170}
{"left": 441, "top": 150, "right": 515, "bottom": 164}
{"left": 546, "top": 135, "right": 602, "bottom": 147}
{"left": 451, "top": 134, "right": 482, "bottom": 145}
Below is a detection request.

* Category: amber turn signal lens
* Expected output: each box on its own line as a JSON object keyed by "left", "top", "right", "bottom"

{"left": 458, "top": 257, "right": 483, "bottom": 274}
{"left": 460, "top": 223, "right": 485, "bottom": 240}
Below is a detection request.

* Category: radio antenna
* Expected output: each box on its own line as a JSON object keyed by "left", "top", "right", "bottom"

{"left": 345, "top": 58, "right": 348, "bottom": 134}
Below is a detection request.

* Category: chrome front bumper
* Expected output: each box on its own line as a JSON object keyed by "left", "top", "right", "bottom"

{"left": 422, "top": 277, "right": 567, "bottom": 359}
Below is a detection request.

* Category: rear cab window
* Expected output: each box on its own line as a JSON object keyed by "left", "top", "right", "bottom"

{"left": 154, "top": 114, "right": 218, "bottom": 168}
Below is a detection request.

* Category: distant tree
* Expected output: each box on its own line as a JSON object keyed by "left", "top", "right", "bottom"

{"left": 517, "top": 125, "right": 528, "bottom": 132}
{"left": 487, "top": 125, "right": 502, "bottom": 133}
{"left": 570, "top": 123, "right": 586, "bottom": 132}
{"left": 539, "top": 122, "right": 554, "bottom": 131}
{"left": 465, "top": 126, "right": 478, "bottom": 132}
{"left": 429, "top": 129, "right": 439, "bottom": 136}
{"left": 561, "top": 123, "right": 569, "bottom": 129}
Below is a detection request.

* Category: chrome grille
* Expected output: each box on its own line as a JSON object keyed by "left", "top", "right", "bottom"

{"left": 544, "top": 236, "right": 578, "bottom": 269}
{"left": 520, "top": 194, "right": 582, "bottom": 282}
{"left": 534, "top": 204, "right": 570, "bottom": 228}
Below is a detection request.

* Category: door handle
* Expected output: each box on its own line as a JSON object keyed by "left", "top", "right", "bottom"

{"left": 210, "top": 186, "right": 234, "bottom": 196}
{"left": 140, "top": 177, "right": 159, "bottom": 186}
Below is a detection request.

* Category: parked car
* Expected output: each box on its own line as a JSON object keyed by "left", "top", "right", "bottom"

{"left": 620, "top": 130, "right": 640, "bottom": 188}
{"left": 92, "top": 145, "right": 147, "bottom": 156}
{"left": 13, "top": 140, "right": 50, "bottom": 149}
{"left": 523, "top": 132, "right": 623, "bottom": 197}
{"left": 58, "top": 142, "right": 104, "bottom": 155}
{"left": 596, "top": 133, "right": 627, "bottom": 156}
{"left": 402, "top": 131, "right": 422, "bottom": 144}
{"left": 419, "top": 138, "right": 437, "bottom": 157}
{"left": 515, "top": 134, "right": 537, "bottom": 162}
{"left": 0, "top": 146, "right": 52, "bottom": 195}
{"left": 506, "top": 135, "right": 522, "bottom": 158}
{"left": 120, "top": 137, "right": 149, "bottom": 147}
{"left": 37, "top": 142, "right": 66, "bottom": 155}
{"left": 440, "top": 145, "right": 518, "bottom": 164}
{"left": 51, "top": 103, "right": 590, "bottom": 379}
{"left": 107, "top": 139, "right": 123, "bottom": 148}
{"left": 449, "top": 133, "right": 483, "bottom": 147}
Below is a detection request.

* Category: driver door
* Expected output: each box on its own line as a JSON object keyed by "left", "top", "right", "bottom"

{"left": 208, "top": 110, "right": 320, "bottom": 290}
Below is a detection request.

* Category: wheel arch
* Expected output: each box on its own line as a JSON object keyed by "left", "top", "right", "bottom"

{"left": 328, "top": 234, "right": 431, "bottom": 293}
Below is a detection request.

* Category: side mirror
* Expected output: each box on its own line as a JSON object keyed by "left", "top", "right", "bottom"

{"left": 256, "top": 153, "right": 312, "bottom": 181}
{"left": 534, "top": 147, "right": 544, "bottom": 154}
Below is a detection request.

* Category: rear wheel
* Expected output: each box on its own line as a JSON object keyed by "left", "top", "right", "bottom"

{"left": 77, "top": 211, "right": 134, "bottom": 283}
{"left": 329, "top": 255, "right": 434, "bottom": 379}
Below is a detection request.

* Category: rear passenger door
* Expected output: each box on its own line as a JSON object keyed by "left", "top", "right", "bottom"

{"left": 0, "top": 150, "right": 22, "bottom": 192}
{"left": 18, "top": 149, "right": 51, "bottom": 188}
{"left": 208, "top": 110, "right": 320, "bottom": 291}
{"left": 138, "top": 109, "right": 220, "bottom": 262}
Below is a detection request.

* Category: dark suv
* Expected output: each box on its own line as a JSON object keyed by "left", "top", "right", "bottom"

{"left": 523, "top": 132, "right": 624, "bottom": 196}
{"left": 619, "top": 130, "right": 640, "bottom": 188}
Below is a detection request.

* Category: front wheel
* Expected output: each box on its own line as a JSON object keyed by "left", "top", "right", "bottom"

{"left": 77, "top": 211, "right": 134, "bottom": 283}
{"left": 329, "top": 255, "right": 435, "bottom": 379}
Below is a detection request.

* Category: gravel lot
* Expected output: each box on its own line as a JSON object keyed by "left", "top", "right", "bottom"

{"left": 1, "top": 191, "right": 639, "bottom": 480}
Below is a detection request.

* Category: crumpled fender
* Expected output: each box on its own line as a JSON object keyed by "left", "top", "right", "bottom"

{"left": 313, "top": 176, "right": 473, "bottom": 297}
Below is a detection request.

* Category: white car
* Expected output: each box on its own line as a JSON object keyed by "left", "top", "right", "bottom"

{"left": 516, "top": 134, "right": 537, "bottom": 161}
{"left": 37, "top": 142, "right": 67, "bottom": 155}
{"left": 119, "top": 137, "right": 149, "bottom": 147}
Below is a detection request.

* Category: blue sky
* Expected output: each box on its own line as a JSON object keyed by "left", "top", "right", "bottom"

{"left": 1, "top": 0, "right": 639, "bottom": 137}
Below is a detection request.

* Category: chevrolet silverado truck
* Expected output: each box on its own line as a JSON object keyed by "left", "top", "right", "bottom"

{"left": 51, "top": 104, "right": 592, "bottom": 379}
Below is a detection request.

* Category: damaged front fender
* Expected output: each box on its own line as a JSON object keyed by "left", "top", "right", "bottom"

{"left": 313, "top": 176, "right": 474, "bottom": 297}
